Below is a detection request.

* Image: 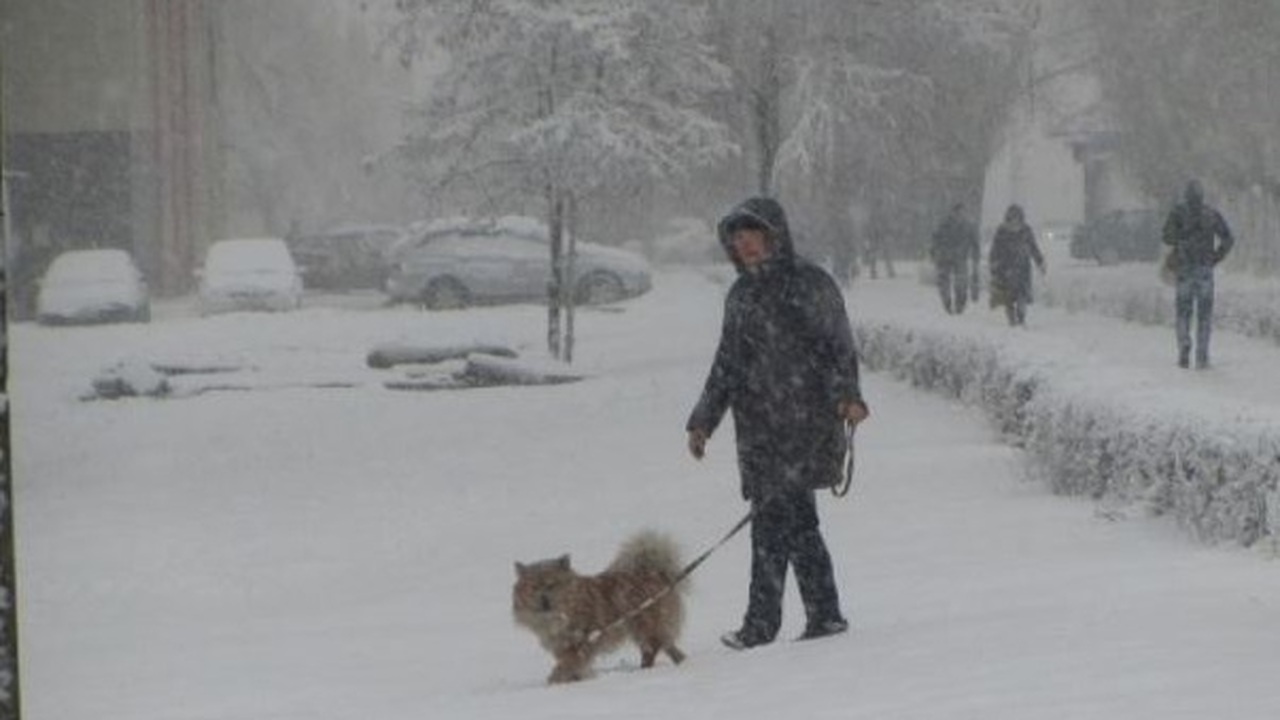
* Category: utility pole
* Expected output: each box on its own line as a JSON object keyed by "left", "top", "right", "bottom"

{"left": 0, "top": 61, "right": 21, "bottom": 720}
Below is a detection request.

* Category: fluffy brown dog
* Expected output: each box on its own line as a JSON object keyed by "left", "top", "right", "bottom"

{"left": 513, "top": 530, "right": 687, "bottom": 683}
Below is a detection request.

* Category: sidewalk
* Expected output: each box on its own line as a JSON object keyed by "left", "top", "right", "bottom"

{"left": 849, "top": 266, "right": 1280, "bottom": 431}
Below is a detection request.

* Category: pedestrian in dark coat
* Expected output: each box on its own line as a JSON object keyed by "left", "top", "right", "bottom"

{"left": 1162, "top": 179, "right": 1234, "bottom": 369}
{"left": 686, "top": 196, "right": 870, "bottom": 650}
{"left": 988, "top": 204, "right": 1045, "bottom": 326}
{"left": 929, "top": 203, "right": 980, "bottom": 314}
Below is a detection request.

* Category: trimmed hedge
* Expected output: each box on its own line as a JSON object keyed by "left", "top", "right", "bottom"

{"left": 854, "top": 320, "right": 1280, "bottom": 547}
{"left": 1040, "top": 267, "right": 1280, "bottom": 346}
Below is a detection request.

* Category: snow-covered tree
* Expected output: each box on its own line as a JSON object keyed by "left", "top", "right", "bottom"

{"left": 211, "top": 1, "right": 418, "bottom": 238}
{"left": 389, "top": 0, "right": 735, "bottom": 360}
{"left": 707, "top": 0, "right": 1034, "bottom": 269}
{"left": 1083, "top": 0, "right": 1280, "bottom": 273}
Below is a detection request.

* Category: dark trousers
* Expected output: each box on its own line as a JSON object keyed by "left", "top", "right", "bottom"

{"left": 1175, "top": 265, "right": 1215, "bottom": 367}
{"left": 1004, "top": 298, "right": 1027, "bottom": 326}
{"left": 936, "top": 264, "right": 970, "bottom": 314}
{"left": 741, "top": 489, "right": 843, "bottom": 641}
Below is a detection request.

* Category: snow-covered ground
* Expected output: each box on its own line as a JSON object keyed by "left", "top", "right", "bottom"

{"left": 11, "top": 262, "right": 1280, "bottom": 719}
{"left": 850, "top": 245, "right": 1280, "bottom": 546}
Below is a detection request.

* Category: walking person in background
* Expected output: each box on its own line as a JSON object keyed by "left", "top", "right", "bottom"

{"left": 929, "top": 203, "right": 980, "bottom": 314}
{"left": 1162, "top": 179, "right": 1234, "bottom": 369}
{"left": 988, "top": 204, "right": 1046, "bottom": 327}
{"left": 686, "top": 196, "right": 869, "bottom": 651}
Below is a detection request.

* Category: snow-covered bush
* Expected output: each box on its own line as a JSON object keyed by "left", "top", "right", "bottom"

{"left": 854, "top": 321, "right": 1280, "bottom": 547}
{"left": 1040, "top": 267, "right": 1280, "bottom": 345}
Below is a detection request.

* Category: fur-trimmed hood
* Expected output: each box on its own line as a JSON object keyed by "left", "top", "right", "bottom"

{"left": 716, "top": 197, "right": 797, "bottom": 274}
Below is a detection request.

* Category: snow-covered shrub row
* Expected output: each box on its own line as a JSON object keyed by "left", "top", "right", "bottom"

{"left": 1040, "top": 267, "right": 1280, "bottom": 346}
{"left": 1023, "top": 395, "right": 1280, "bottom": 545}
{"left": 853, "top": 321, "right": 1280, "bottom": 547}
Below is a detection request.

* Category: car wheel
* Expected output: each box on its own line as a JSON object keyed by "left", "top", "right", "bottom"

{"left": 575, "top": 271, "right": 625, "bottom": 305}
{"left": 422, "top": 277, "right": 469, "bottom": 310}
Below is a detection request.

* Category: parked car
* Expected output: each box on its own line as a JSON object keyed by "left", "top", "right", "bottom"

{"left": 1040, "top": 221, "right": 1079, "bottom": 245}
{"left": 197, "top": 238, "right": 303, "bottom": 315}
{"left": 385, "top": 216, "right": 653, "bottom": 310}
{"left": 622, "top": 216, "right": 720, "bottom": 266}
{"left": 1069, "top": 209, "right": 1163, "bottom": 265}
{"left": 285, "top": 224, "right": 404, "bottom": 291}
{"left": 36, "top": 248, "right": 150, "bottom": 325}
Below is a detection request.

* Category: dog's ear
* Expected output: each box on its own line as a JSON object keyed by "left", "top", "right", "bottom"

{"left": 515, "top": 561, "right": 526, "bottom": 576}
{"left": 556, "top": 554, "right": 571, "bottom": 570}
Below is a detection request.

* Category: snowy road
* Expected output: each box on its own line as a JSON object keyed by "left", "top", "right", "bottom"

{"left": 11, "top": 268, "right": 1280, "bottom": 719}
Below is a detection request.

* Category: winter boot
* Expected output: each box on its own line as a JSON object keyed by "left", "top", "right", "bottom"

{"left": 720, "top": 628, "right": 773, "bottom": 651}
{"left": 797, "top": 617, "right": 849, "bottom": 641}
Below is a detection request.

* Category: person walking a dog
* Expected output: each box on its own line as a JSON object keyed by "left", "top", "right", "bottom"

{"left": 686, "top": 196, "right": 870, "bottom": 650}
{"left": 929, "top": 203, "right": 980, "bottom": 314}
{"left": 1162, "top": 179, "right": 1234, "bottom": 369}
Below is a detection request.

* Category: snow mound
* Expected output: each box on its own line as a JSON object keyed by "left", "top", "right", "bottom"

{"left": 87, "top": 359, "right": 171, "bottom": 400}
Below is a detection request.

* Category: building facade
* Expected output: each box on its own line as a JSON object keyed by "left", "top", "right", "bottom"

{"left": 3, "top": 0, "right": 220, "bottom": 308}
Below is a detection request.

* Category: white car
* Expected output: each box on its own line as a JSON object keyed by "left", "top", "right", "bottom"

{"left": 36, "top": 248, "right": 150, "bottom": 325}
{"left": 385, "top": 216, "right": 652, "bottom": 310}
{"left": 197, "top": 238, "right": 303, "bottom": 315}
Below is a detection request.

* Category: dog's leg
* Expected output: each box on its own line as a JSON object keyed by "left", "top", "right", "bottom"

{"left": 640, "top": 644, "right": 658, "bottom": 668}
{"left": 548, "top": 645, "right": 590, "bottom": 684}
{"left": 665, "top": 645, "right": 686, "bottom": 665}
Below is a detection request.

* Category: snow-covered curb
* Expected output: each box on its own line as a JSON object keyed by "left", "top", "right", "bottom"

{"left": 854, "top": 320, "right": 1280, "bottom": 547}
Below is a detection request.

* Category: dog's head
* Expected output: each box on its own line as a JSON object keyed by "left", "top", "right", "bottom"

{"left": 513, "top": 555, "right": 574, "bottom": 613}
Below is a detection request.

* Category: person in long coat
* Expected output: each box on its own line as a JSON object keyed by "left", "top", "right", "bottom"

{"left": 686, "top": 196, "right": 869, "bottom": 650}
{"left": 988, "top": 204, "right": 1046, "bottom": 326}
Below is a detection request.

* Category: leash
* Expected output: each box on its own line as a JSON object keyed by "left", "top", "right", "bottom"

{"left": 582, "top": 502, "right": 759, "bottom": 650}
{"left": 581, "top": 425, "right": 858, "bottom": 650}
{"left": 832, "top": 422, "right": 857, "bottom": 497}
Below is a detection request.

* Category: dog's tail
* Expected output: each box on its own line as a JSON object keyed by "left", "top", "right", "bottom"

{"left": 609, "top": 530, "right": 688, "bottom": 594}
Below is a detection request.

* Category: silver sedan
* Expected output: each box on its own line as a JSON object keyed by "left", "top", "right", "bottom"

{"left": 385, "top": 217, "right": 652, "bottom": 310}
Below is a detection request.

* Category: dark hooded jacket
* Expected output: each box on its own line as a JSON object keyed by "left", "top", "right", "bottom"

{"left": 687, "top": 197, "right": 865, "bottom": 500}
{"left": 1162, "top": 183, "right": 1234, "bottom": 271}
{"left": 930, "top": 210, "right": 980, "bottom": 270}
{"left": 989, "top": 210, "right": 1044, "bottom": 305}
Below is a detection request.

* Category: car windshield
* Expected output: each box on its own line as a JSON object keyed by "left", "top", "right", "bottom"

{"left": 206, "top": 240, "right": 293, "bottom": 274}
{"left": 45, "top": 250, "right": 135, "bottom": 284}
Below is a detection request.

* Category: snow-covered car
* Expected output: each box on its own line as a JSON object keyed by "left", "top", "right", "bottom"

{"left": 1040, "top": 221, "right": 1079, "bottom": 244}
{"left": 623, "top": 216, "right": 721, "bottom": 267}
{"left": 385, "top": 216, "right": 652, "bottom": 310}
{"left": 1069, "top": 209, "right": 1162, "bottom": 265}
{"left": 197, "top": 238, "right": 304, "bottom": 315}
{"left": 36, "top": 248, "right": 150, "bottom": 325}
{"left": 285, "top": 224, "right": 404, "bottom": 291}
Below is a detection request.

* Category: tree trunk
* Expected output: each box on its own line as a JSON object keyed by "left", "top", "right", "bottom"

{"left": 564, "top": 192, "right": 578, "bottom": 363}
{"left": 753, "top": 27, "right": 783, "bottom": 195}
{"left": 546, "top": 187, "right": 564, "bottom": 359}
